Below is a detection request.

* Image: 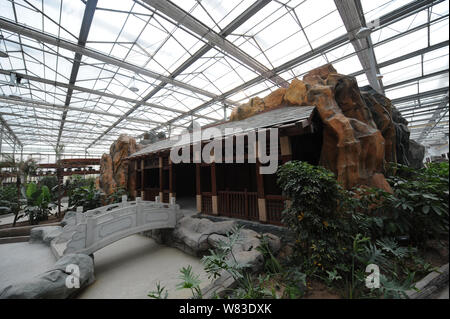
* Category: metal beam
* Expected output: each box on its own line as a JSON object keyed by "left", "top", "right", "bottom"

{"left": 384, "top": 69, "right": 449, "bottom": 90}
{"left": 0, "top": 95, "right": 187, "bottom": 128}
{"left": 86, "top": 0, "right": 272, "bottom": 149}
{"left": 0, "top": 111, "right": 150, "bottom": 133}
{"left": 0, "top": 115, "right": 22, "bottom": 147}
{"left": 143, "top": 0, "right": 441, "bottom": 136}
{"left": 335, "top": 0, "right": 383, "bottom": 93}
{"left": 0, "top": 69, "right": 218, "bottom": 122}
{"left": 350, "top": 41, "right": 449, "bottom": 78}
{"left": 0, "top": 17, "right": 235, "bottom": 101}
{"left": 391, "top": 87, "right": 449, "bottom": 104}
{"left": 141, "top": 0, "right": 289, "bottom": 88}
{"left": 57, "top": 0, "right": 97, "bottom": 148}
{"left": 417, "top": 91, "right": 449, "bottom": 142}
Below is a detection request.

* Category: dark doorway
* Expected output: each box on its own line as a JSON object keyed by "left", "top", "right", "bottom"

{"left": 174, "top": 163, "right": 197, "bottom": 210}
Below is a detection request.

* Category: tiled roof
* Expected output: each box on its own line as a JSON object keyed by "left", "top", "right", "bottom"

{"left": 129, "top": 106, "right": 316, "bottom": 158}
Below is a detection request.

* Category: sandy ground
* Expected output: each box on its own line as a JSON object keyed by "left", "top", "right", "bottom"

{"left": 0, "top": 242, "right": 56, "bottom": 291}
{"left": 76, "top": 235, "right": 211, "bottom": 299}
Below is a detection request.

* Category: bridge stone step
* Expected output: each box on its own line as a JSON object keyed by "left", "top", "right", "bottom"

{"left": 51, "top": 239, "right": 67, "bottom": 259}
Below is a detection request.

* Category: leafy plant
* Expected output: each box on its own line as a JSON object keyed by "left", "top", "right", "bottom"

{"left": 24, "top": 182, "right": 54, "bottom": 225}
{"left": 382, "top": 162, "right": 449, "bottom": 244}
{"left": 256, "top": 234, "right": 283, "bottom": 274}
{"left": 68, "top": 184, "right": 103, "bottom": 212}
{"left": 147, "top": 281, "right": 168, "bottom": 299}
{"left": 202, "top": 225, "right": 250, "bottom": 281}
{"left": 106, "top": 186, "right": 128, "bottom": 204}
{"left": 176, "top": 265, "right": 203, "bottom": 299}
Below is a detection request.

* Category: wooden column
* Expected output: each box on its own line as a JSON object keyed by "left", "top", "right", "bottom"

{"left": 169, "top": 157, "right": 174, "bottom": 202}
{"left": 256, "top": 159, "right": 267, "bottom": 222}
{"left": 196, "top": 163, "right": 201, "bottom": 212}
{"left": 159, "top": 156, "right": 163, "bottom": 200}
{"left": 140, "top": 157, "right": 145, "bottom": 199}
{"left": 280, "top": 136, "right": 292, "bottom": 163}
{"left": 211, "top": 163, "right": 218, "bottom": 215}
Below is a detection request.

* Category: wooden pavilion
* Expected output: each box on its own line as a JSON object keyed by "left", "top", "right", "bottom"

{"left": 127, "top": 106, "right": 323, "bottom": 225}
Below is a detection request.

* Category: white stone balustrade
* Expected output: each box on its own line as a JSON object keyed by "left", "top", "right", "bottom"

{"left": 51, "top": 196, "right": 179, "bottom": 258}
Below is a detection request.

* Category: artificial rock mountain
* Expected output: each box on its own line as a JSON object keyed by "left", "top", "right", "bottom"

{"left": 230, "top": 64, "right": 423, "bottom": 191}
{"left": 97, "top": 134, "right": 141, "bottom": 199}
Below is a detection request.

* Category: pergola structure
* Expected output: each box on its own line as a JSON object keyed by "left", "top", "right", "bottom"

{"left": 0, "top": 0, "right": 448, "bottom": 163}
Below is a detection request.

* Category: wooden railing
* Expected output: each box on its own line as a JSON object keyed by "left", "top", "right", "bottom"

{"left": 266, "top": 195, "right": 285, "bottom": 226}
{"left": 218, "top": 190, "right": 258, "bottom": 221}
{"left": 202, "top": 192, "right": 213, "bottom": 214}
{"left": 144, "top": 188, "right": 160, "bottom": 201}
{"left": 162, "top": 190, "right": 170, "bottom": 203}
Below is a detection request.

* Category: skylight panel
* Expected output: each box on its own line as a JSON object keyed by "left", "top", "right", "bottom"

{"left": 375, "top": 28, "right": 428, "bottom": 63}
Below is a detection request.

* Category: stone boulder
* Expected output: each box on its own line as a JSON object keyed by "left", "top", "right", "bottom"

{"left": 29, "top": 226, "right": 62, "bottom": 245}
{"left": 0, "top": 253, "right": 94, "bottom": 299}
{"left": 97, "top": 134, "right": 138, "bottom": 199}
{"left": 407, "top": 139, "right": 426, "bottom": 169}
{"left": 229, "top": 64, "right": 416, "bottom": 191}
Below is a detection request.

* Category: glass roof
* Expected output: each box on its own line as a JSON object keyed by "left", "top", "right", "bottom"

{"left": 0, "top": 0, "right": 448, "bottom": 163}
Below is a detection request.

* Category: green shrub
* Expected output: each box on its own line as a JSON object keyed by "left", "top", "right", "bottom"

{"left": 106, "top": 186, "right": 128, "bottom": 204}
{"left": 276, "top": 161, "right": 353, "bottom": 271}
{"left": 24, "top": 182, "right": 54, "bottom": 224}
{"left": 382, "top": 162, "right": 449, "bottom": 244}
{"left": 38, "top": 176, "right": 59, "bottom": 200}
{"left": 276, "top": 160, "right": 444, "bottom": 298}
{"left": 68, "top": 184, "right": 103, "bottom": 212}
{"left": 0, "top": 185, "right": 20, "bottom": 216}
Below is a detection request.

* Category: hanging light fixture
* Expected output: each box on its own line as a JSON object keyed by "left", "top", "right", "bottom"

{"left": 129, "top": 75, "right": 139, "bottom": 92}
{"left": 8, "top": 72, "right": 22, "bottom": 99}
{"left": 355, "top": 27, "right": 372, "bottom": 39}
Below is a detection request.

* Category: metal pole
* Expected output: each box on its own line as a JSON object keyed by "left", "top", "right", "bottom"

{"left": 0, "top": 124, "right": 3, "bottom": 161}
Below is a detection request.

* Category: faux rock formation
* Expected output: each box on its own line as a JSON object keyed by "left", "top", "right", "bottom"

{"left": 407, "top": 140, "right": 426, "bottom": 169}
{"left": 0, "top": 253, "right": 94, "bottom": 299}
{"left": 230, "top": 64, "right": 424, "bottom": 191}
{"left": 97, "top": 134, "right": 140, "bottom": 199}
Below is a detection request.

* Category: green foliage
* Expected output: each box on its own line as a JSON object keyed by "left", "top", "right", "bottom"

{"left": 176, "top": 265, "right": 203, "bottom": 299}
{"left": 24, "top": 182, "right": 54, "bottom": 224}
{"left": 256, "top": 234, "right": 283, "bottom": 274}
{"left": 276, "top": 160, "right": 447, "bottom": 299}
{"left": 0, "top": 185, "right": 20, "bottom": 216}
{"left": 382, "top": 162, "right": 449, "bottom": 243}
{"left": 68, "top": 184, "right": 103, "bottom": 212}
{"left": 147, "top": 282, "right": 168, "bottom": 299}
{"left": 202, "top": 225, "right": 250, "bottom": 281}
{"left": 106, "top": 186, "right": 128, "bottom": 204}
{"left": 277, "top": 161, "right": 353, "bottom": 271}
{"left": 38, "top": 176, "right": 59, "bottom": 200}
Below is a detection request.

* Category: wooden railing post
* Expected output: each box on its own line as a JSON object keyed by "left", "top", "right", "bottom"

{"left": 140, "top": 157, "right": 145, "bottom": 199}
{"left": 256, "top": 160, "right": 267, "bottom": 222}
{"left": 211, "top": 163, "right": 218, "bottom": 215}
{"left": 196, "top": 163, "right": 201, "bottom": 212}
{"left": 159, "top": 156, "right": 163, "bottom": 201}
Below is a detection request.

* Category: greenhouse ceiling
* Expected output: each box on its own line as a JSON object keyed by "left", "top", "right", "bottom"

{"left": 0, "top": 0, "right": 448, "bottom": 162}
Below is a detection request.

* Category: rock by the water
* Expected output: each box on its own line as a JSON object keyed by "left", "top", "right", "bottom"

{"left": 29, "top": 226, "right": 63, "bottom": 245}
{"left": 0, "top": 253, "right": 94, "bottom": 299}
{"left": 97, "top": 134, "right": 138, "bottom": 200}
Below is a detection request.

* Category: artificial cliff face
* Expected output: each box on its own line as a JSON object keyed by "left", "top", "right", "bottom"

{"left": 97, "top": 134, "right": 141, "bottom": 199}
{"left": 230, "top": 64, "right": 422, "bottom": 191}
